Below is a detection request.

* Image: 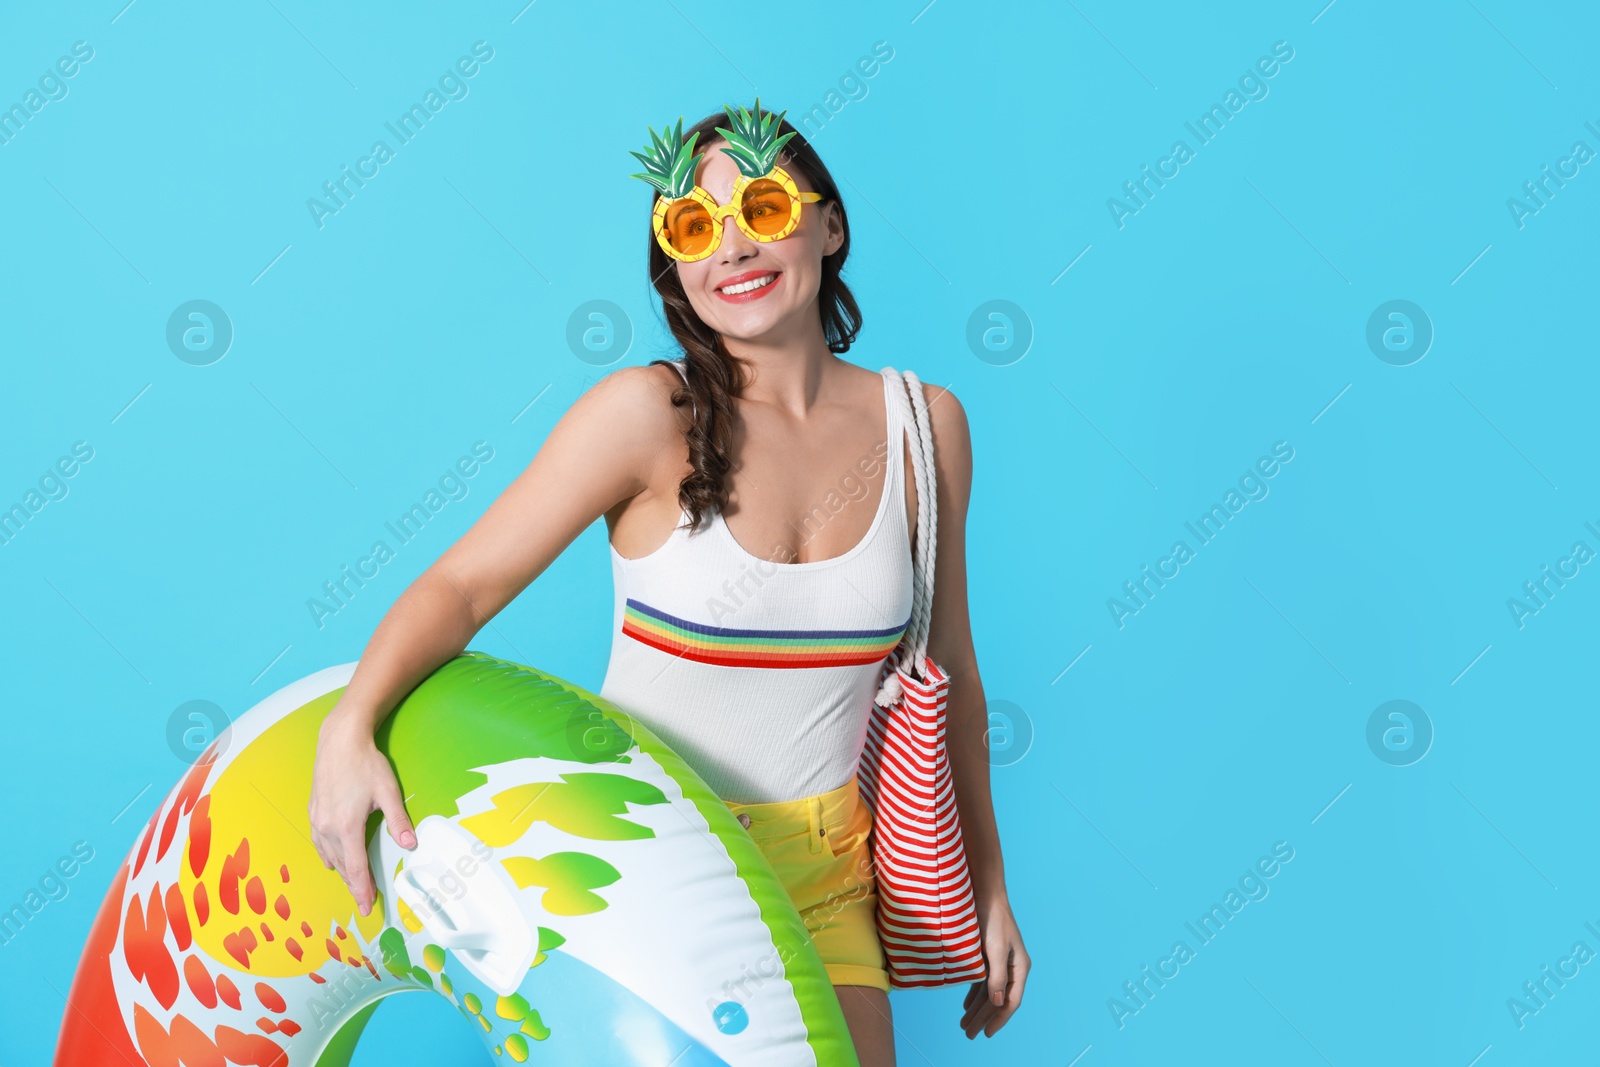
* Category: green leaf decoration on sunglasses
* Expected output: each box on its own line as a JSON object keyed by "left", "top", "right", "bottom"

{"left": 628, "top": 117, "right": 704, "bottom": 200}
{"left": 715, "top": 97, "right": 798, "bottom": 179}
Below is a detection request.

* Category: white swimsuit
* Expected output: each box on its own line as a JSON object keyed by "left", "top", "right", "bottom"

{"left": 598, "top": 362, "right": 915, "bottom": 804}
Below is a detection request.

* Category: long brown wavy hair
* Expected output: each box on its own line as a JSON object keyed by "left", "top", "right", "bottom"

{"left": 645, "top": 106, "right": 862, "bottom": 532}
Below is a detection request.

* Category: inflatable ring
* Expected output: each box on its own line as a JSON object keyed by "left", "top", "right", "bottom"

{"left": 55, "top": 653, "right": 860, "bottom": 1066}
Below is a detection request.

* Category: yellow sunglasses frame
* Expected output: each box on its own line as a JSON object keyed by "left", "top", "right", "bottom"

{"left": 651, "top": 165, "right": 825, "bottom": 263}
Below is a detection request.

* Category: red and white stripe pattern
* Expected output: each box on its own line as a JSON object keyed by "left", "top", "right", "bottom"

{"left": 856, "top": 653, "right": 988, "bottom": 988}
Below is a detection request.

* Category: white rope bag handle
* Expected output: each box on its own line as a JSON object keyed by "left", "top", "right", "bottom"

{"left": 875, "top": 368, "right": 938, "bottom": 707}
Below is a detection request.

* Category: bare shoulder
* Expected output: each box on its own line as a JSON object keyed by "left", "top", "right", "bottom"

{"left": 579, "top": 361, "right": 685, "bottom": 418}
{"left": 522, "top": 362, "right": 691, "bottom": 512}
{"left": 917, "top": 378, "right": 972, "bottom": 488}
{"left": 563, "top": 362, "right": 689, "bottom": 448}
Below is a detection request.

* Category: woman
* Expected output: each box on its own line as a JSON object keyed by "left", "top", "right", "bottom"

{"left": 309, "top": 101, "right": 1028, "bottom": 1061}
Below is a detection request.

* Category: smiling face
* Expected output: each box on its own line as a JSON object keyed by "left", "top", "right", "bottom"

{"left": 670, "top": 139, "right": 845, "bottom": 346}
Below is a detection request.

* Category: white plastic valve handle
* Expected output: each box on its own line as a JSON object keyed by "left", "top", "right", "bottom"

{"left": 388, "top": 815, "right": 537, "bottom": 996}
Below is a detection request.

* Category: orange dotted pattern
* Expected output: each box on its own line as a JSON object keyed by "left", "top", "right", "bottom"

{"left": 111, "top": 740, "right": 370, "bottom": 1066}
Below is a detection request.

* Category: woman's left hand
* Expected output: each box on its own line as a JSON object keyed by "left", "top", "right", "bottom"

{"left": 960, "top": 892, "right": 1030, "bottom": 1039}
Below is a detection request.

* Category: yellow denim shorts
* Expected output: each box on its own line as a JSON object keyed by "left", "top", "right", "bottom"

{"left": 723, "top": 776, "right": 890, "bottom": 992}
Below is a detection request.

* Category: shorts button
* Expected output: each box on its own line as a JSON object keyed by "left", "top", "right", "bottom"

{"left": 820, "top": 827, "right": 827, "bottom": 836}
{"left": 737, "top": 813, "right": 751, "bottom": 829}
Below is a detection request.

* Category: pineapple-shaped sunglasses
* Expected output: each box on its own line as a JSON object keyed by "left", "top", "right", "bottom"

{"left": 631, "top": 99, "right": 826, "bottom": 263}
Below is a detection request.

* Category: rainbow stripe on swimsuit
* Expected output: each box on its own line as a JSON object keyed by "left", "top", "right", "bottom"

{"left": 621, "top": 597, "right": 909, "bottom": 669}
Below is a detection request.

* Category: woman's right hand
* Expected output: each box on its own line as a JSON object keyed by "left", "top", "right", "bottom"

{"left": 301, "top": 366, "right": 678, "bottom": 915}
{"left": 308, "top": 707, "right": 417, "bottom": 917}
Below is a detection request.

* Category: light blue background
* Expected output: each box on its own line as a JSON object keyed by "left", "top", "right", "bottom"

{"left": 3, "top": 0, "right": 1597, "bottom": 1063}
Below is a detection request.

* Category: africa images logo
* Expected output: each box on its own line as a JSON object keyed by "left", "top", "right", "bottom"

{"left": 1107, "top": 442, "right": 1295, "bottom": 629}
{"left": 1108, "top": 841, "right": 1296, "bottom": 1029}
{"left": 306, "top": 42, "right": 495, "bottom": 229}
{"left": 1106, "top": 40, "right": 1295, "bottom": 229}
{"left": 307, "top": 442, "right": 495, "bottom": 628}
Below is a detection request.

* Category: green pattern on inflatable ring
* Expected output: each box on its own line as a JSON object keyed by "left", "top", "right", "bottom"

{"left": 375, "top": 652, "right": 860, "bottom": 1067}
{"left": 545, "top": 666, "right": 861, "bottom": 1067}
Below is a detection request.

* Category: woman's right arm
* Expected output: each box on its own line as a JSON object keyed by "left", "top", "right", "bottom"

{"left": 308, "top": 364, "right": 683, "bottom": 915}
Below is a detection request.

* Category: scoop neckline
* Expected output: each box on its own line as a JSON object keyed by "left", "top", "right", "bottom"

{"left": 712, "top": 369, "right": 898, "bottom": 571}
{"left": 610, "top": 367, "right": 902, "bottom": 570}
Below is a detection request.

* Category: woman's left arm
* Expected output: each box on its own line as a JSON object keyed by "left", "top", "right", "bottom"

{"left": 920, "top": 382, "right": 1031, "bottom": 1040}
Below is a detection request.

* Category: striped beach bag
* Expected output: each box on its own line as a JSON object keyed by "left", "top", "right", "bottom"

{"left": 856, "top": 368, "right": 988, "bottom": 989}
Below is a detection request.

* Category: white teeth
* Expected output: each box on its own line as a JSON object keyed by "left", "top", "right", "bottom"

{"left": 721, "top": 273, "right": 777, "bottom": 295}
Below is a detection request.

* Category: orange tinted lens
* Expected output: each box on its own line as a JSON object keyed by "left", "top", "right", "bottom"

{"left": 739, "top": 179, "right": 795, "bottom": 237}
{"left": 664, "top": 199, "right": 716, "bottom": 257}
